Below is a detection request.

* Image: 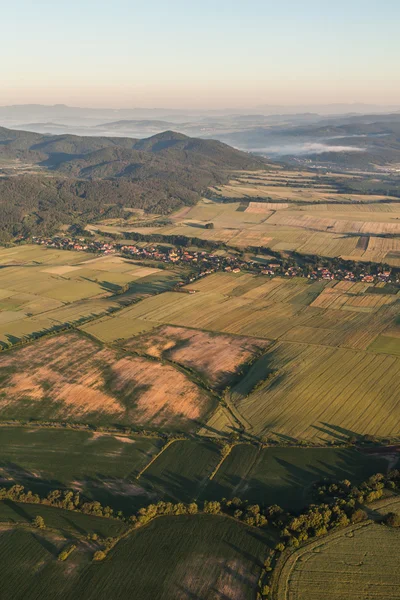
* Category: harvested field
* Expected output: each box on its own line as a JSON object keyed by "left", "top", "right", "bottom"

{"left": 0, "top": 332, "right": 213, "bottom": 431}
{"left": 0, "top": 245, "right": 172, "bottom": 347}
{"left": 210, "top": 180, "right": 397, "bottom": 203}
{"left": 265, "top": 211, "right": 400, "bottom": 235}
{"left": 89, "top": 273, "right": 398, "bottom": 355}
{"left": 245, "top": 202, "right": 289, "bottom": 212}
{"left": 276, "top": 521, "right": 400, "bottom": 600}
{"left": 123, "top": 325, "right": 270, "bottom": 387}
{"left": 110, "top": 176, "right": 400, "bottom": 264}
{"left": 80, "top": 315, "right": 157, "bottom": 342}
{"left": 229, "top": 341, "right": 400, "bottom": 441}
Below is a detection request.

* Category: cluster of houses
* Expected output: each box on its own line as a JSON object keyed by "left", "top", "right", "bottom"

{"left": 30, "top": 236, "right": 398, "bottom": 285}
{"left": 32, "top": 237, "right": 117, "bottom": 254}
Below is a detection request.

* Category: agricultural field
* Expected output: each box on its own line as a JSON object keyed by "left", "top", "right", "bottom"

{"left": 275, "top": 502, "right": 400, "bottom": 600}
{"left": 230, "top": 341, "right": 400, "bottom": 441}
{"left": 0, "top": 426, "right": 163, "bottom": 512}
{"left": 91, "top": 165, "right": 400, "bottom": 265}
{"left": 0, "top": 514, "right": 275, "bottom": 600}
{"left": 201, "top": 445, "right": 390, "bottom": 511}
{"left": 209, "top": 169, "right": 400, "bottom": 203}
{"left": 139, "top": 439, "right": 222, "bottom": 503}
{"left": 0, "top": 332, "right": 215, "bottom": 432}
{"left": 0, "top": 501, "right": 127, "bottom": 538}
{"left": 61, "top": 270, "right": 400, "bottom": 441}
{"left": 0, "top": 245, "right": 179, "bottom": 347}
{"left": 0, "top": 430, "right": 392, "bottom": 513}
{"left": 122, "top": 325, "right": 270, "bottom": 388}
{"left": 100, "top": 272, "right": 398, "bottom": 352}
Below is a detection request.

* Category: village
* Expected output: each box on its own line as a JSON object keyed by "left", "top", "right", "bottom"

{"left": 30, "top": 235, "right": 399, "bottom": 286}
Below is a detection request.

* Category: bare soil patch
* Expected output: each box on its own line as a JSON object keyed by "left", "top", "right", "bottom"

{"left": 0, "top": 332, "right": 211, "bottom": 429}
{"left": 123, "top": 325, "right": 270, "bottom": 387}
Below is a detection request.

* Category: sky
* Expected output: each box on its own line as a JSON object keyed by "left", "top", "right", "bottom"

{"left": 1, "top": 0, "right": 400, "bottom": 108}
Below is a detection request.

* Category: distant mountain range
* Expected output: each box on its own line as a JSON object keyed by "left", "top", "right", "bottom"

{"left": 2, "top": 105, "right": 400, "bottom": 171}
{"left": 217, "top": 114, "right": 400, "bottom": 169}
{"left": 0, "top": 127, "right": 266, "bottom": 242}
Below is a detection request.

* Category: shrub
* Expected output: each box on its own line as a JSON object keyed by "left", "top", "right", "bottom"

{"left": 350, "top": 509, "right": 368, "bottom": 524}
{"left": 386, "top": 512, "right": 400, "bottom": 528}
{"left": 58, "top": 544, "right": 76, "bottom": 561}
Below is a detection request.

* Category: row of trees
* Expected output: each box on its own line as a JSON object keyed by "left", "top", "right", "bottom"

{"left": 0, "top": 485, "right": 123, "bottom": 520}
{"left": 2, "top": 469, "right": 399, "bottom": 584}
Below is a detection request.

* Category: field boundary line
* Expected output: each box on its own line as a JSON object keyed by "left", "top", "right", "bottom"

{"left": 208, "top": 444, "right": 236, "bottom": 482}
{"left": 270, "top": 520, "right": 373, "bottom": 600}
{"left": 223, "top": 392, "right": 253, "bottom": 431}
{"left": 135, "top": 438, "right": 182, "bottom": 480}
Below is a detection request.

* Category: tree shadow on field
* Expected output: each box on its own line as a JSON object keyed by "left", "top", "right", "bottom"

{"left": 0, "top": 461, "right": 66, "bottom": 498}
{"left": 193, "top": 420, "right": 230, "bottom": 439}
{"left": 60, "top": 515, "right": 88, "bottom": 537}
{"left": 140, "top": 471, "right": 203, "bottom": 503}
{"left": 31, "top": 532, "right": 61, "bottom": 558}
{"left": 312, "top": 422, "right": 361, "bottom": 442}
{"left": 199, "top": 474, "right": 245, "bottom": 504}
{"left": 175, "top": 587, "right": 201, "bottom": 600}
{"left": 222, "top": 563, "right": 253, "bottom": 588}
{"left": 224, "top": 540, "right": 262, "bottom": 570}
{"left": 2, "top": 498, "right": 32, "bottom": 522}
{"left": 270, "top": 432, "right": 298, "bottom": 444}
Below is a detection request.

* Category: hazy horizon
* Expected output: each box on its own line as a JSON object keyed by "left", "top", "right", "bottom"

{"left": 2, "top": 0, "right": 400, "bottom": 109}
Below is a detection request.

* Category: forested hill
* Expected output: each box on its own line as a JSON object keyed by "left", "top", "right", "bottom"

{"left": 0, "top": 128, "right": 266, "bottom": 242}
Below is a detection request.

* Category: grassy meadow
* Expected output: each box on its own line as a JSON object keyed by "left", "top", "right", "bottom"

{"left": 0, "top": 501, "right": 127, "bottom": 537}
{"left": 139, "top": 439, "right": 222, "bottom": 503}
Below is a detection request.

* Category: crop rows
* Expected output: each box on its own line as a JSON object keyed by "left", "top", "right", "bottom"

{"left": 232, "top": 341, "right": 400, "bottom": 440}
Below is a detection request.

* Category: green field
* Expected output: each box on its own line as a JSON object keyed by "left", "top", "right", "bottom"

{"left": 0, "top": 514, "right": 274, "bottom": 600}
{"left": 139, "top": 439, "right": 221, "bottom": 503}
{"left": 0, "top": 501, "right": 127, "bottom": 537}
{"left": 0, "top": 427, "right": 163, "bottom": 511}
{"left": 368, "top": 334, "right": 400, "bottom": 356}
{"left": 201, "top": 445, "right": 390, "bottom": 510}
{"left": 0, "top": 429, "right": 393, "bottom": 515}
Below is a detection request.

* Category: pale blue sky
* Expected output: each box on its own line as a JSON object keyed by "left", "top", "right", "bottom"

{"left": 2, "top": 0, "right": 399, "bottom": 107}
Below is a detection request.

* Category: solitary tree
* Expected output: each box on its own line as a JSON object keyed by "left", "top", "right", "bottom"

{"left": 32, "top": 515, "right": 45, "bottom": 529}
